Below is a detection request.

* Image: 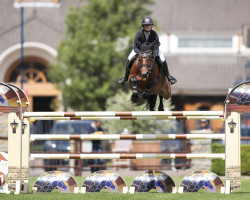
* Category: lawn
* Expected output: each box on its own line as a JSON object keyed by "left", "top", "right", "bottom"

{"left": 0, "top": 176, "right": 249, "bottom": 200}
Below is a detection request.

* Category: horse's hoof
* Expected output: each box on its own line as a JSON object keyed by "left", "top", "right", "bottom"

{"left": 158, "top": 107, "right": 164, "bottom": 111}
{"left": 131, "top": 93, "right": 139, "bottom": 103}
{"left": 141, "top": 92, "right": 149, "bottom": 100}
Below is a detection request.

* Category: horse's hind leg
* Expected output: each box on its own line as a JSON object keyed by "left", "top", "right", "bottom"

{"left": 162, "top": 79, "right": 171, "bottom": 100}
{"left": 158, "top": 95, "right": 164, "bottom": 111}
{"left": 148, "top": 95, "right": 157, "bottom": 111}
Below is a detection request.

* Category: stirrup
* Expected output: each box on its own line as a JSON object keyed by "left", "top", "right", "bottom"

{"left": 168, "top": 76, "right": 177, "bottom": 85}
{"left": 118, "top": 77, "right": 126, "bottom": 85}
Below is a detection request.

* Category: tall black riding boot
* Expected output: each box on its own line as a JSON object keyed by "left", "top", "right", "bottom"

{"left": 118, "top": 59, "right": 133, "bottom": 85}
{"left": 162, "top": 61, "right": 177, "bottom": 85}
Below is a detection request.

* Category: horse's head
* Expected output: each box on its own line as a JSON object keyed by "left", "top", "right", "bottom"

{"left": 137, "top": 50, "right": 154, "bottom": 79}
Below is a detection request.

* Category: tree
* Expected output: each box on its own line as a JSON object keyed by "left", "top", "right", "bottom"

{"left": 49, "top": 0, "right": 153, "bottom": 111}
{"left": 103, "top": 90, "right": 175, "bottom": 134}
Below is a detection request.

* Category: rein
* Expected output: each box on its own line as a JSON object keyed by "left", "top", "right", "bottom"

{"left": 138, "top": 51, "right": 154, "bottom": 74}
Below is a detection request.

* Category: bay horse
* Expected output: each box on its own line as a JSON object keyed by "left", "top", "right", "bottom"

{"left": 128, "top": 50, "right": 171, "bottom": 111}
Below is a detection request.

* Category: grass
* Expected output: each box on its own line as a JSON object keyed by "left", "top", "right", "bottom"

{"left": 0, "top": 176, "right": 250, "bottom": 200}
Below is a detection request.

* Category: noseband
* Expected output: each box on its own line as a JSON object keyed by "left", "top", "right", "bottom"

{"left": 140, "top": 63, "right": 151, "bottom": 70}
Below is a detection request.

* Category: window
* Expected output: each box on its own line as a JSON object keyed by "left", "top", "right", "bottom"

{"left": 5, "top": 57, "right": 49, "bottom": 83}
{"left": 178, "top": 38, "right": 232, "bottom": 48}
{"left": 168, "top": 34, "right": 239, "bottom": 54}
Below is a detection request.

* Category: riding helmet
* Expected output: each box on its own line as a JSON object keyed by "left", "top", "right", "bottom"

{"left": 141, "top": 17, "right": 154, "bottom": 26}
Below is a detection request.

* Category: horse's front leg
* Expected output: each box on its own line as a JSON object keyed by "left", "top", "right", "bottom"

{"left": 130, "top": 76, "right": 139, "bottom": 103}
{"left": 158, "top": 95, "right": 164, "bottom": 111}
{"left": 141, "top": 89, "right": 150, "bottom": 100}
{"left": 141, "top": 79, "right": 156, "bottom": 100}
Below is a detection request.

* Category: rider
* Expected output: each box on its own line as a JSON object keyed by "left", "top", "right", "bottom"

{"left": 118, "top": 16, "right": 177, "bottom": 85}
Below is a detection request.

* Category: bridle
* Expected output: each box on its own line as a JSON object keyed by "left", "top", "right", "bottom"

{"left": 138, "top": 50, "right": 154, "bottom": 76}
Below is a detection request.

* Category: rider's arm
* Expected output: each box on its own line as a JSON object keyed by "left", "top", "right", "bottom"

{"left": 134, "top": 30, "right": 142, "bottom": 53}
{"left": 153, "top": 31, "right": 160, "bottom": 56}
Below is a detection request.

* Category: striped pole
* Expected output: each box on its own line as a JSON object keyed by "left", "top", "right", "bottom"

{"left": 30, "top": 153, "right": 225, "bottom": 160}
{"left": 27, "top": 116, "right": 223, "bottom": 121}
{"left": 30, "top": 133, "right": 225, "bottom": 141}
{"left": 24, "top": 111, "right": 224, "bottom": 118}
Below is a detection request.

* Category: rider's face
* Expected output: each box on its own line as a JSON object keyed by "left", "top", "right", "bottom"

{"left": 143, "top": 24, "right": 153, "bottom": 32}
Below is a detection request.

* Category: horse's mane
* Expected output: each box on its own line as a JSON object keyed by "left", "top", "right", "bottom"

{"left": 139, "top": 44, "right": 154, "bottom": 52}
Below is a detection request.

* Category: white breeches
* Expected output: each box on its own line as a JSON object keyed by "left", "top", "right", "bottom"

{"left": 128, "top": 49, "right": 165, "bottom": 62}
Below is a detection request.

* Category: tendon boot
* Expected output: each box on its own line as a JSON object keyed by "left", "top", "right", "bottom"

{"left": 118, "top": 59, "right": 133, "bottom": 85}
{"left": 162, "top": 61, "right": 177, "bottom": 85}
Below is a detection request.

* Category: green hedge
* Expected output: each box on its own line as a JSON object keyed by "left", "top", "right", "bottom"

{"left": 211, "top": 143, "right": 250, "bottom": 175}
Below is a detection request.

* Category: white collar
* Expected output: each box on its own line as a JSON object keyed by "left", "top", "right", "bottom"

{"left": 91, "top": 123, "right": 96, "bottom": 129}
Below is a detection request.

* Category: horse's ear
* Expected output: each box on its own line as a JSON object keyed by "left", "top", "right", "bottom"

{"left": 137, "top": 54, "right": 141, "bottom": 60}
{"left": 135, "top": 56, "right": 140, "bottom": 63}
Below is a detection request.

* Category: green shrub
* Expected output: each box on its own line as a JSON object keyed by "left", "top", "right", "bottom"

{"left": 211, "top": 143, "right": 225, "bottom": 175}
{"left": 241, "top": 145, "right": 250, "bottom": 175}
{"left": 211, "top": 143, "right": 250, "bottom": 175}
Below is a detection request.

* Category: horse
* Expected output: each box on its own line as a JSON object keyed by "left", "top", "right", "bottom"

{"left": 128, "top": 50, "right": 171, "bottom": 111}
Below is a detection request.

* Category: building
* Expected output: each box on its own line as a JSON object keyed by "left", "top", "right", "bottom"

{"left": 0, "top": 0, "right": 85, "bottom": 112}
{"left": 0, "top": 0, "right": 250, "bottom": 132}
{"left": 151, "top": 0, "right": 250, "bottom": 131}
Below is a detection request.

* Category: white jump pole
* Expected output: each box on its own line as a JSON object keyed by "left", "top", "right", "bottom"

{"left": 24, "top": 110, "right": 224, "bottom": 117}
{"left": 29, "top": 153, "right": 226, "bottom": 160}
{"left": 27, "top": 116, "right": 223, "bottom": 121}
{"left": 30, "top": 133, "right": 226, "bottom": 141}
